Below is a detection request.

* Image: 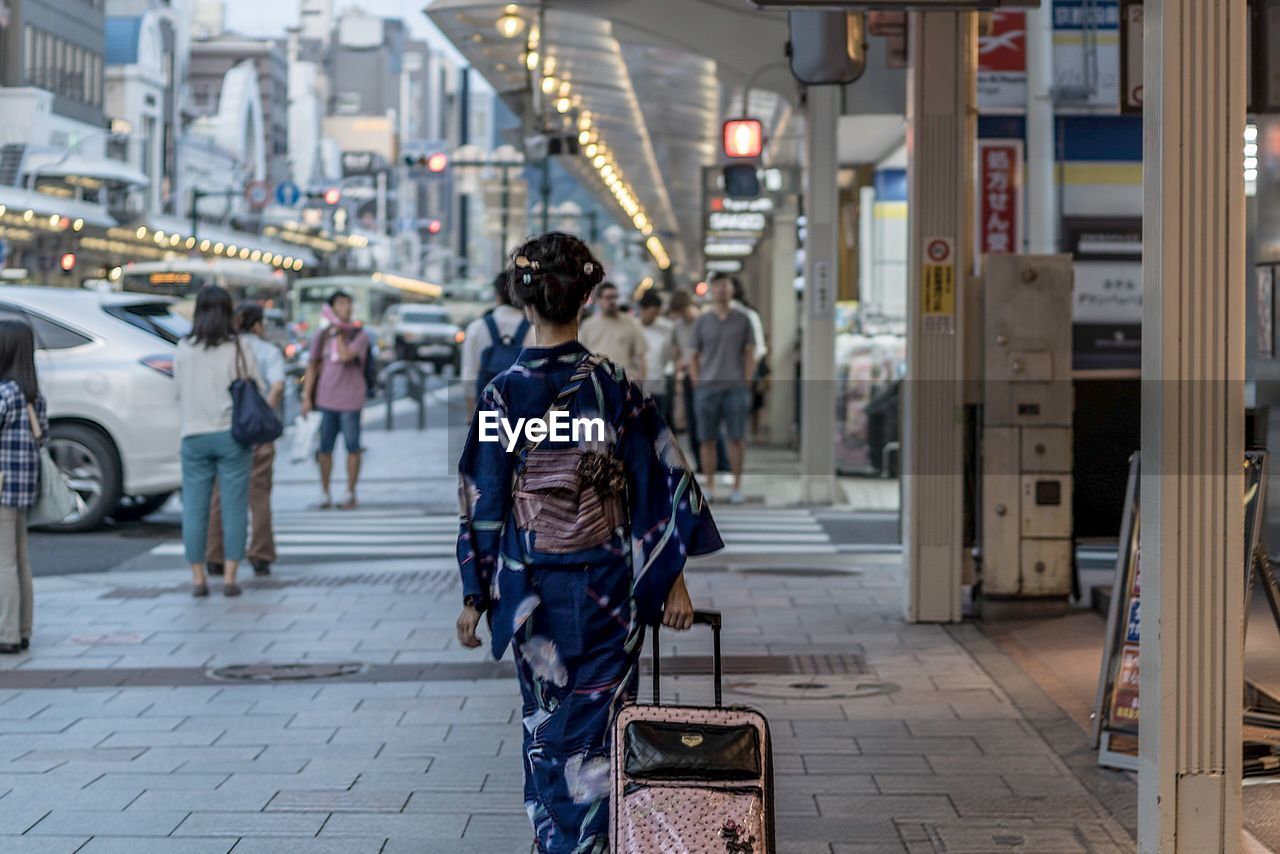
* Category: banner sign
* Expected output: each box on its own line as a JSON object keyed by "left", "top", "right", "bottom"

{"left": 1052, "top": 0, "right": 1121, "bottom": 112}
{"left": 978, "top": 11, "right": 1027, "bottom": 112}
{"left": 977, "top": 140, "right": 1022, "bottom": 257}
{"left": 1094, "top": 453, "right": 1269, "bottom": 770}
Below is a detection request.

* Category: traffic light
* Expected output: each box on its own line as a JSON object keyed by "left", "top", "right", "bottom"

{"left": 723, "top": 118, "right": 764, "bottom": 159}
{"left": 59, "top": 252, "right": 76, "bottom": 272}
{"left": 323, "top": 187, "right": 342, "bottom": 205}
{"left": 403, "top": 152, "right": 449, "bottom": 173}
{"left": 426, "top": 219, "right": 443, "bottom": 235}
{"left": 723, "top": 164, "right": 761, "bottom": 199}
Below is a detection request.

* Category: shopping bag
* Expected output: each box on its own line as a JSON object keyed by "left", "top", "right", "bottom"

{"left": 290, "top": 411, "right": 321, "bottom": 463}
{"left": 26, "top": 404, "right": 78, "bottom": 528}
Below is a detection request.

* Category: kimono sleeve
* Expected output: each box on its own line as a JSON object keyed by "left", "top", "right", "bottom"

{"left": 456, "top": 385, "right": 515, "bottom": 610}
{"left": 620, "top": 381, "right": 724, "bottom": 625}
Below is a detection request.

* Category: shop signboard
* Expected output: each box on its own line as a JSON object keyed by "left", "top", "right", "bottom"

{"left": 1052, "top": 0, "right": 1121, "bottom": 112}
{"left": 976, "top": 140, "right": 1022, "bottom": 258}
{"left": 1094, "top": 453, "right": 1270, "bottom": 770}
{"left": 978, "top": 11, "right": 1027, "bottom": 112}
{"left": 1065, "top": 218, "right": 1141, "bottom": 371}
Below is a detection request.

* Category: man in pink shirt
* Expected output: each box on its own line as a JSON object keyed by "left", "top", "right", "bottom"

{"left": 301, "top": 290, "right": 370, "bottom": 509}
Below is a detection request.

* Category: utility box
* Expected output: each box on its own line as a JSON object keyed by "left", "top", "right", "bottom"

{"left": 980, "top": 255, "right": 1074, "bottom": 603}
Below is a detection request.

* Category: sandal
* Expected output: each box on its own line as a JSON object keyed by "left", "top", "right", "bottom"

{"left": 192, "top": 583, "right": 209, "bottom": 598}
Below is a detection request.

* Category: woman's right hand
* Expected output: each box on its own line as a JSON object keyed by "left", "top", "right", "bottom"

{"left": 457, "top": 605, "right": 483, "bottom": 649}
{"left": 662, "top": 574, "right": 695, "bottom": 631}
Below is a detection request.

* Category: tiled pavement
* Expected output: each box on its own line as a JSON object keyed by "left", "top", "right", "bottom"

{"left": 0, "top": 423, "right": 1136, "bottom": 852}
{"left": 0, "top": 548, "right": 1137, "bottom": 853}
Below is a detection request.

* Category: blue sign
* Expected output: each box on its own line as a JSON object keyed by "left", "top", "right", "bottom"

{"left": 275, "top": 181, "right": 301, "bottom": 207}
{"left": 1125, "top": 599, "right": 1141, "bottom": 644}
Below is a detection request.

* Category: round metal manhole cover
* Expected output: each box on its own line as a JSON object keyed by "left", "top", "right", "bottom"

{"left": 207, "top": 662, "right": 366, "bottom": 683}
{"left": 726, "top": 676, "right": 899, "bottom": 700}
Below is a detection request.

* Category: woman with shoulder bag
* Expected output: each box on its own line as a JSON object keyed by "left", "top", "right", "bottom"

{"left": 0, "top": 320, "right": 47, "bottom": 653}
{"left": 456, "top": 232, "right": 724, "bottom": 853}
{"left": 174, "top": 285, "right": 263, "bottom": 597}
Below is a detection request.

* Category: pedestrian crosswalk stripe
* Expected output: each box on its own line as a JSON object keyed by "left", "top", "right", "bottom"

{"left": 152, "top": 506, "right": 840, "bottom": 559}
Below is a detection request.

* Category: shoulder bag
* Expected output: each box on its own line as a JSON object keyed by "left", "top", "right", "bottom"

{"left": 512, "top": 355, "right": 627, "bottom": 553}
{"left": 230, "top": 338, "right": 284, "bottom": 447}
{"left": 26, "top": 403, "right": 78, "bottom": 527}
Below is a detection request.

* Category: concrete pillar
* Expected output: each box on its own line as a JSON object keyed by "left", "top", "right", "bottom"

{"left": 1024, "top": 1, "right": 1058, "bottom": 254}
{"left": 769, "top": 195, "right": 799, "bottom": 448}
{"left": 1138, "top": 2, "right": 1248, "bottom": 852}
{"left": 902, "top": 11, "right": 976, "bottom": 623}
{"left": 800, "top": 86, "right": 840, "bottom": 503}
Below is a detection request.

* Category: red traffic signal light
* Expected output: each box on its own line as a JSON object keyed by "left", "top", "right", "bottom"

{"left": 323, "top": 188, "right": 341, "bottom": 205}
{"left": 426, "top": 152, "right": 448, "bottom": 173}
{"left": 426, "top": 219, "right": 443, "bottom": 235}
{"left": 59, "top": 252, "right": 76, "bottom": 272}
{"left": 723, "top": 118, "right": 764, "bottom": 159}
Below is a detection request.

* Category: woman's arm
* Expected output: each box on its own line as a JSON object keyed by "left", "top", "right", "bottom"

{"left": 456, "top": 384, "right": 515, "bottom": 618}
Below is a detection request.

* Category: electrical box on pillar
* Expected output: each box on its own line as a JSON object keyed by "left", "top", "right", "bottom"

{"left": 787, "top": 11, "right": 866, "bottom": 85}
{"left": 979, "top": 254, "right": 1075, "bottom": 616}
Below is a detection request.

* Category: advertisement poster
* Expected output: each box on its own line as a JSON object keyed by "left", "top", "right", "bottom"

{"left": 978, "top": 11, "right": 1027, "bottom": 112}
{"left": 977, "top": 141, "right": 1022, "bottom": 257}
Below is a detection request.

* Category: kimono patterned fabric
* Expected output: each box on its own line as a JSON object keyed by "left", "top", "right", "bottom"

{"left": 457, "top": 339, "right": 723, "bottom": 853}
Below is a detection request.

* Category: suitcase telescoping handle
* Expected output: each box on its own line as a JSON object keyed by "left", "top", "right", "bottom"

{"left": 650, "top": 609, "right": 722, "bottom": 707}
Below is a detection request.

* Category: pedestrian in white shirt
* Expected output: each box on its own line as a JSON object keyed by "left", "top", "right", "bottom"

{"left": 637, "top": 291, "right": 675, "bottom": 423}
{"left": 461, "top": 272, "right": 531, "bottom": 412}
{"left": 174, "top": 286, "right": 263, "bottom": 597}
{"left": 579, "top": 282, "right": 648, "bottom": 379}
{"left": 206, "top": 302, "right": 285, "bottom": 579}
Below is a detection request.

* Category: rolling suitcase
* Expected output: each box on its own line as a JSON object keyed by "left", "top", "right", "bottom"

{"left": 611, "top": 610, "right": 775, "bottom": 853}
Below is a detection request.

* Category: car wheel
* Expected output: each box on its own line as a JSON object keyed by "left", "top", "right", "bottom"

{"left": 42, "top": 423, "right": 123, "bottom": 532}
{"left": 110, "top": 491, "right": 174, "bottom": 522}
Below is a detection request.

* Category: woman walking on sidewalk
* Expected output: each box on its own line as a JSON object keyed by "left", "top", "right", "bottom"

{"left": 0, "top": 321, "right": 46, "bottom": 653}
{"left": 175, "top": 286, "right": 263, "bottom": 597}
{"left": 205, "top": 302, "right": 285, "bottom": 578}
{"left": 456, "top": 232, "right": 723, "bottom": 854}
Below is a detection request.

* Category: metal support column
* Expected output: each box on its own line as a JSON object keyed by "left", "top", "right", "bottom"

{"left": 903, "top": 11, "right": 977, "bottom": 623}
{"left": 1138, "top": 1, "right": 1247, "bottom": 851}
{"left": 769, "top": 195, "right": 799, "bottom": 448}
{"left": 800, "top": 85, "right": 840, "bottom": 504}
{"left": 1024, "top": 0, "right": 1058, "bottom": 254}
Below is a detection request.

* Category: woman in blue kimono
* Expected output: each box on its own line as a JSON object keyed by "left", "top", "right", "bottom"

{"left": 456, "top": 232, "right": 723, "bottom": 853}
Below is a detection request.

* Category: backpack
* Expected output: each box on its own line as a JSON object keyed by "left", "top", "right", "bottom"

{"left": 476, "top": 313, "right": 530, "bottom": 398}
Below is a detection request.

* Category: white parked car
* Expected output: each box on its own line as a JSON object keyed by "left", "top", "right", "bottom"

{"left": 0, "top": 287, "right": 186, "bottom": 531}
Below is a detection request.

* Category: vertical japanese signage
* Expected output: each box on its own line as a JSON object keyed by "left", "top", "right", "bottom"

{"left": 977, "top": 11, "right": 1027, "bottom": 112}
{"left": 921, "top": 237, "right": 956, "bottom": 334}
{"left": 977, "top": 140, "right": 1022, "bottom": 258}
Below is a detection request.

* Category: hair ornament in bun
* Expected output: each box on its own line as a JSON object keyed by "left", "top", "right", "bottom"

{"left": 514, "top": 254, "right": 540, "bottom": 285}
{"left": 584, "top": 262, "right": 595, "bottom": 275}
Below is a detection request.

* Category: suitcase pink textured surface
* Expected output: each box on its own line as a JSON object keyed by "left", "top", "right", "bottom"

{"left": 610, "top": 612, "right": 775, "bottom": 853}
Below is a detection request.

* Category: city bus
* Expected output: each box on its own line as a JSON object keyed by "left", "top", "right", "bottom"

{"left": 118, "top": 259, "right": 290, "bottom": 319}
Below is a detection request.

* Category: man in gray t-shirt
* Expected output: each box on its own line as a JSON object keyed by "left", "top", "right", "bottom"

{"left": 690, "top": 275, "right": 756, "bottom": 504}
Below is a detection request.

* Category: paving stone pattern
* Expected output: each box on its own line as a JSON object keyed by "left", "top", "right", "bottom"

{"left": 0, "top": 428, "right": 1133, "bottom": 852}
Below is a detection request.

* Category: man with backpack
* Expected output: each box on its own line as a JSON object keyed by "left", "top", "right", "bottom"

{"left": 301, "top": 290, "right": 370, "bottom": 510}
{"left": 460, "top": 272, "right": 531, "bottom": 412}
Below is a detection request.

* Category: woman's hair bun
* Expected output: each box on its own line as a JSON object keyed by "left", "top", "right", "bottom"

{"left": 508, "top": 231, "right": 605, "bottom": 324}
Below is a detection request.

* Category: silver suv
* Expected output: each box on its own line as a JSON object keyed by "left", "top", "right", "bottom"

{"left": 384, "top": 304, "right": 463, "bottom": 371}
